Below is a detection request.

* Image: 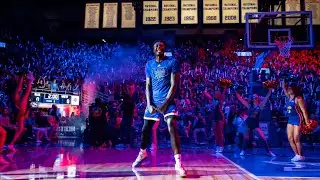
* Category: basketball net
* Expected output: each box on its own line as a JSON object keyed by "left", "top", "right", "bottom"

{"left": 275, "top": 36, "right": 294, "bottom": 58}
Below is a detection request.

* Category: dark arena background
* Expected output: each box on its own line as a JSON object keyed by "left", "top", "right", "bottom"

{"left": 0, "top": 0, "right": 320, "bottom": 179}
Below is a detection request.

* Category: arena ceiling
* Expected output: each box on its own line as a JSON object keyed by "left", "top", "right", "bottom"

{"left": 1, "top": 0, "right": 84, "bottom": 38}
{"left": 1, "top": 0, "right": 318, "bottom": 42}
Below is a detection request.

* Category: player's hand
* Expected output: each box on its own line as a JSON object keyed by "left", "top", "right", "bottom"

{"left": 157, "top": 103, "right": 168, "bottom": 114}
{"left": 147, "top": 105, "right": 157, "bottom": 114}
{"left": 305, "top": 119, "right": 310, "bottom": 126}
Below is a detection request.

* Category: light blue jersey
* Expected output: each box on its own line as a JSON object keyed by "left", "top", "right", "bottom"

{"left": 145, "top": 56, "right": 180, "bottom": 107}
{"left": 144, "top": 56, "right": 180, "bottom": 121}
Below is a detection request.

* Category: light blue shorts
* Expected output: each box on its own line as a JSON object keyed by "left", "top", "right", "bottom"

{"left": 144, "top": 104, "right": 178, "bottom": 121}
{"left": 288, "top": 117, "right": 301, "bottom": 126}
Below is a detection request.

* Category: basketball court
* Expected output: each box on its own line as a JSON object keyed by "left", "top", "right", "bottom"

{"left": 0, "top": 2, "right": 318, "bottom": 180}
{"left": 0, "top": 142, "right": 319, "bottom": 179}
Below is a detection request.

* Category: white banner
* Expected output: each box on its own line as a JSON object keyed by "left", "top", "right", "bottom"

{"left": 103, "top": 3, "right": 118, "bottom": 28}
{"left": 274, "top": 5, "right": 282, "bottom": 26}
{"left": 285, "top": 0, "right": 301, "bottom": 25}
{"left": 121, "top": 3, "right": 136, "bottom": 28}
{"left": 162, "top": 0, "right": 178, "bottom": 24}
{"left": 84, "top": 3, "right": 100, "bottom": 29}
{"left": 181, "top": 0, "right": 198, "bottom": 24}
{"left": 203, "top": 0, "right": 220, "bottom": 24}
{"left": 305, "top": 0, "right": 320, "bottom": 25}
{"left": 241, "top": 0, "right": 258, "bottom": 23}
{"left": 143, "top": 1, "right": 159, "bottom": 24}
{"left": 222, "top": 0, "right": 240, "bottom": 23}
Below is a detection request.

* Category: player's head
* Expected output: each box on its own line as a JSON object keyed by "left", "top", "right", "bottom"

{"left": 238, "top": 108, "right": 247, "bottom": 117}
{"left": 153, "top": 41, "right": 166, "bottom": 57}
{"left": 214, "top": 91, "right": 221, "bottom": 100}
{"left": 287, "top": 84, "right": 302, "bottom": 97}
{"left": 248, "top": 94, "right": 260, "bottom": 105}
{"left": 253, "top": 94, "right": 260, "bottom": 103}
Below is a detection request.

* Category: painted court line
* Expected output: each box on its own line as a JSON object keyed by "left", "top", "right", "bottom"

{"left": 258, "top": 176, "right": 319, "bottom": 179}
{"left": 219, "top": 154, "right": 260, "bottom": 180}
{"left": 284, "top": 167, "right": 320, "bottom": 172}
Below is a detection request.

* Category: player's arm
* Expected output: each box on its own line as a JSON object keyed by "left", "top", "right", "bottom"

{"left": 235, "top": 92, "right": 249, "bottom": 108}
{"left": 146, "top": 77, "right": 152, "bottom": 107}
{"left": 203, "top": 88, "right": 213, "bottom": 100}
{"left": 296, "top": 97, "right": 309, "bottom": 125}
{"left": 220, "top": 87, "right": 227, "bottom": 103}
{"left": 282, "top": 81, "right": 289, "bottom": 98}
{"left": 164, "top": 71, "right": 180, "bottom": 105}
{"left": 145, "top": 63, "right": 156, "bottom": 113}
{"left": 145, "top": 62, "right": 151, "bottom": 107}
{"left": 259, "top": 89, "right": 272, "bottom": 110}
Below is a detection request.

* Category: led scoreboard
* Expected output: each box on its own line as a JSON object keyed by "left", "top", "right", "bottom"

{"left": 31, "top": 92, "right": 80, "bottom": 106}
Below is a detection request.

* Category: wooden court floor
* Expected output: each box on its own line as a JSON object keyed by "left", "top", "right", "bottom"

{"left": 0, "top": 145, "right": 318, "bottom": 179}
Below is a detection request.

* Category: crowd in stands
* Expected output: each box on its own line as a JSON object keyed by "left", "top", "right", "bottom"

{"left": 0, "top": 35, "right": 320, "bottom": 150}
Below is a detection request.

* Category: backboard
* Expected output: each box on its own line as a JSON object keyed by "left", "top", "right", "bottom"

{"left": 245, "top": 11, "right": 314, "bottom": 50}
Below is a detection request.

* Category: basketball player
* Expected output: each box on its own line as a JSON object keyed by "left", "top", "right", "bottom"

{"left": 132, "top": 41, "right": 186, "bottom": 176}
{"left": 282, "top": 81, "right": 309, "bottom": 161}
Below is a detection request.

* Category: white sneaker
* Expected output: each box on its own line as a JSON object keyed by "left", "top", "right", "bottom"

{"left": 268, "top": 151, "right": 276, "bottom": 157}
{"left": 219, "top": 147, "right": 224, "bottom": 153}
{"left": 132, "top": 168, "right": 142, "bottom": 180}
{"left": 291, "top": 155, "right": 298, "bottom": 161}
{"left": 240, "top": 151, "right": 245, "bottom": 156}
{"left": 132, "top": 150, "right": 147, "bottom": 168}
{"left": 291, "top": 155, "right": 305, "bottom": 162}
{"left": 294, "top": 155, "right": 305, "bottom": 162}
{"left": 215, "top": 146, "right": 220, "bottom": 153}
{"left": 215, "top": 146, "right": 223, "bottom": 153}
{"left": 175, "top": 163, "right": 186, "bottom": 177}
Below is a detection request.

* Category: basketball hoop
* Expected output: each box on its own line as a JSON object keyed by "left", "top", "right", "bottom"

{"left": 275, "top": 36, "right": 294, "bottom": 58}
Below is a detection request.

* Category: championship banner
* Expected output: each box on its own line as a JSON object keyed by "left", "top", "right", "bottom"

{"left": 241, "top": 0, "right": 258, "bottom": 23}
{"left": 203, "top": 0, "right": 220, "bottom": 24}
{"left": 103, "top": 3, "right": 118, "bottom": 28}
{"left": 162, "top": 0, "right": 178, "bottom": 24}
{"left": 181, "top": 0, "right": 198, "bottom": 24}
{"left": 274, "top": 5, "right": 282, "bottom": 25}
{"left": 143, "top": 1, "right": 159, "bottom": 24}
{"left": 222, "top": 0, "right": 239, "bottom": 23}
{"left": 305, "top": 0, "right": 320, "bottom": 25}
{"left": 84, "top": 3, "right": 100, "bottom": 29}
{"left": 285, "top": 0, "right": 301, "bottom": 25}
{"left": 121, "top": 2, "right": 136, "bottom": 28}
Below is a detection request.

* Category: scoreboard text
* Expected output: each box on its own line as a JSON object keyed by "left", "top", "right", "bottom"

{"left": 31, "top": 92, "right": 80, "bottom": 105}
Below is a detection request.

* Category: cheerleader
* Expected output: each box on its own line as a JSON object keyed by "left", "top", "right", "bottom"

{"left": 203, "top": 87, "right": 227, "bottom": 153}
{"left": 282, "top": 81, "right": 310, "bottom": 161}
{"left": 236, "top": 89, "right": 275, "bottom": 156}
